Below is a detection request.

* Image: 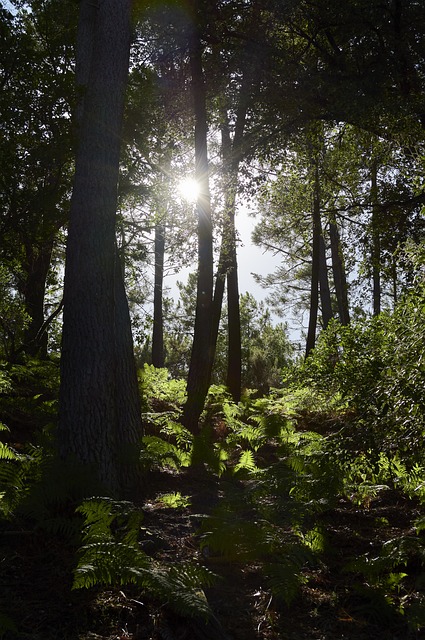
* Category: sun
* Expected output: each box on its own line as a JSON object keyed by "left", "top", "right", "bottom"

{"left": 177, "top": 177, "right": 200, "bottom": 203}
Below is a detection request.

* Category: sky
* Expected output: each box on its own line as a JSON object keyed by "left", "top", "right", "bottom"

{"left": 166, "top": 204, "right": 281, "bottom": 308}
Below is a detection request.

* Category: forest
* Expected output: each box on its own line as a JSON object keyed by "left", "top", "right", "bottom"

{"left": 1, "top": 0, "right": 425, "bottom": 638}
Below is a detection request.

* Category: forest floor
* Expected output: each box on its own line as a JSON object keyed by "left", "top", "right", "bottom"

{"left": 2, "top": 452, "right": 424, "bottom": 640}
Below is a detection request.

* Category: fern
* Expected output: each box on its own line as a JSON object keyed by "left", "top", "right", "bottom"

{"left": 264, "top": 549, "right": 308, "bottom": 606}
{"left": 234, "top": 449, "right": 259, "bottom": 475}
{"left": 73, "top": 540, "right": 151, "bottom": 588}
{"left": 159, "top": 421, "right": 193, "bottom": 449}
{"left": 14, "top": 455, "right": 103, "bottom": 538}
{"left": 139, "top": 364, "right": 186, "bottom": 411}
{"left": 141, "top": 435, "right": 191, "bottom": 470}
{"left": 74, "top": 497, "right": 217, "bottom": 621}
{"left": 0, "top": 424, "right": 18, "bottom": 461}
{"left": 157, "top": 492, "right": 191, "bottom": 508}
{"left": 344, "top": 529, "right": 425, "bottom": 624}
{"left": 0, "top": 425, "right": 34, "bottom": 518}
{"left": 190, "top": 430, "right": 228, "bottom": 476}
{"left": 225, "top": 421, "right": 266, "bottom": 452}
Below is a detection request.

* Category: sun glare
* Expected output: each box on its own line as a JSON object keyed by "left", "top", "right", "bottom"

{"left": 177, "top": 177, "right": 200, "bottom": 203}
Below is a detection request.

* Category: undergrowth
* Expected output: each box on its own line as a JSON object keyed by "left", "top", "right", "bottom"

{"left": 2, "top": 281, "right": 425, "bottom": 638}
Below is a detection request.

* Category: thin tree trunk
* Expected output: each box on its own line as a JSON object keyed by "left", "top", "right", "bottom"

{"left": 208, "top": 117, "right": 242, "bottom": 402}
{"left": 22, "top": 240, "right": 54, "bottom": 358}
{"left": 152, "top": 222, "right": 165, "bottom": 368}
{"left": 182, "top": 3, "right": 214, "bottom": 433}
{"left": 59, "top": 0, "right": 140, "bottom": 494}
{"left": 319, "top": 231, "right": 333, "bottom": 329}
{"left": 306, "top": 188, "right": 321, "bottom": 358}
{"left": 371, "top": 158, "right": 381, "bottom": 315}
{"left": 151, "top": 150, "right": 171, "bottom": 369}
{"left": 314, "top": 164, "right": 333, "bottom": 329}
{"left": 114, "top": 248, "right": 143, "bottom": 491}
{"left": 329, "top": 213, "right": 350, "bottom": 325}
{"left": 226, "top": 226, "right": 241, "bottom": 402}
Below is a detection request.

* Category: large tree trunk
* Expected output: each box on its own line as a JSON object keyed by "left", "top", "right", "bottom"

{"left": 182, "top": 3, "right": 214, "bottom": 434}
{"left": 59, "top": 0, "right": 141, "bottom": 494}
{"left": 329, "top": 213, "right": 350, "bottom": 325}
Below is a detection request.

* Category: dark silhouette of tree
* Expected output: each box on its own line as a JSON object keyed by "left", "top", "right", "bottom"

{"left": 59, "top": 0, "right": 141, "bottom": 494}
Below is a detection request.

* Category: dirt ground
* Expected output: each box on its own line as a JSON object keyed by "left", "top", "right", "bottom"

{"left": 1, "top": 460, "right": 424, "bottom": 640}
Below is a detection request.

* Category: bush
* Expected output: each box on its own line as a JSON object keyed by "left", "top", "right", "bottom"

{"left": 297, "top": 275, "right": 425, "bottom": 464}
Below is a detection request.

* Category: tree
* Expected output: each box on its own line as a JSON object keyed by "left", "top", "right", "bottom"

{"left": 0, "top": 2, "right": 76, "bottom": 358}
{"left": 208, "top": 0, "right": 264, "bottom": 403}
{"left": 182, "top": 0, "right": 214, "bottom": 433}
{"left": 58, "top": 0, "right": 141, "bottom": 494}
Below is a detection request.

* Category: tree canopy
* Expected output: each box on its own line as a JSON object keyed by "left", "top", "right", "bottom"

{"left": 1, "top": 1, "right": 425, "bottom": 635}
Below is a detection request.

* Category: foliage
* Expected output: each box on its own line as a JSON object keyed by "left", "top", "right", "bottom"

{"left": 74, "top": 497, "right": 217, "bottom": 620}
{"left": 343, "top": 522, "right": 425, "bottom": 629}
{"left": 159, "top": 286, "right": 294, "bottom": 392}
{"left": 156, "top": 492, "right": 191, "bottom": 508}
{"left": 0, "top": 265, "right": 30, "bottom": 360}
{"left": 141, "top": 431, "right": 192, "bottom": 471}
{"left": 296, "top": 264, "right": 425, "bottom": 465}
{"left": 139, "top": 363, "right": 186, "bottom": 412}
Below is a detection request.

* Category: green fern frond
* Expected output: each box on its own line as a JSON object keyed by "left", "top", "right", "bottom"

{"left": 415, "top": 515, "right": 425, "bottom": 534}
{"left": 152, "top": 563, "right": 216, "bottom": 620}
{"left": 73, "top": 540, "right": 151, "bottom": 589}
{"left": 234, "top": 449, "right": 259, "bottom": 475}
{"left": 344, "top": 533, "right": 425, "bottom": 587}
{"left": 0, "top": 438, "right": 35, "bottom": 517}
{"left": 264, "top": 558, "right": 308, "bottom": 606}
{"left": 0, "top": 424, "right": 18, "bottom": 461}
{"left": 226, "top": 423, "right": 265, "bottom": 451}
{"left": 190, "top": 433, "right": 228, "bottom": 476}
{"left": 139, "top": 364, "right": 186, "bottom": 409}
{"left": 0, "top": 368, "right": 12, "bottom": 393}
{"left": 160, "top": 420, "right": 193, "bottom": 449}
{"left": 0, "top": 441, "right": 18, "bottom": 460}
{"left": 141, "top": 435, "right": 191, "bottom": 470}
{"left": 157, "top": 492, "right": 191, "bottom": 508}
{"left": 77, "top": 497, "right": 144, "bottom": 544}
{"left": 74, "top": 497, "right": 218, "bottom": 621}
{"left": 253, "top": 411, "right": 293, "bottom": 439}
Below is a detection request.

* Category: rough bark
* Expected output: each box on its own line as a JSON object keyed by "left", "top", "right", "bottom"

{"left": 305, "top": 186, "right": 321, "bottom": 358}
{"left": 208, "top": 120, "right": 242, "bottom": 403}
{"left": 22, "top": 240, "right": 54, "bottom": 358}
{"left": 226, "top": 228, "right": 241, "bottom": 402}
{"left": 319, "top": 232, "right": 333, "bottom": 330}
{"left": 152, "top": 222, "right": 165, "bottom": 368}
{"left": 114, "top": 248, "right": 143, "bottom": 491}
{"left": 313, "top": 163, "right": 333, "bottom": 329}
{"left": 59, "top": 0, "right": 141, "bottom": 494}
{"left": 329, "top": 214, "right": 350, "bottom": 325}
{"left": 371, "top": 158, "right": 381, "bottom": 315}
{"left": 182, "top": 2, "right": 214, "bottom": 434}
